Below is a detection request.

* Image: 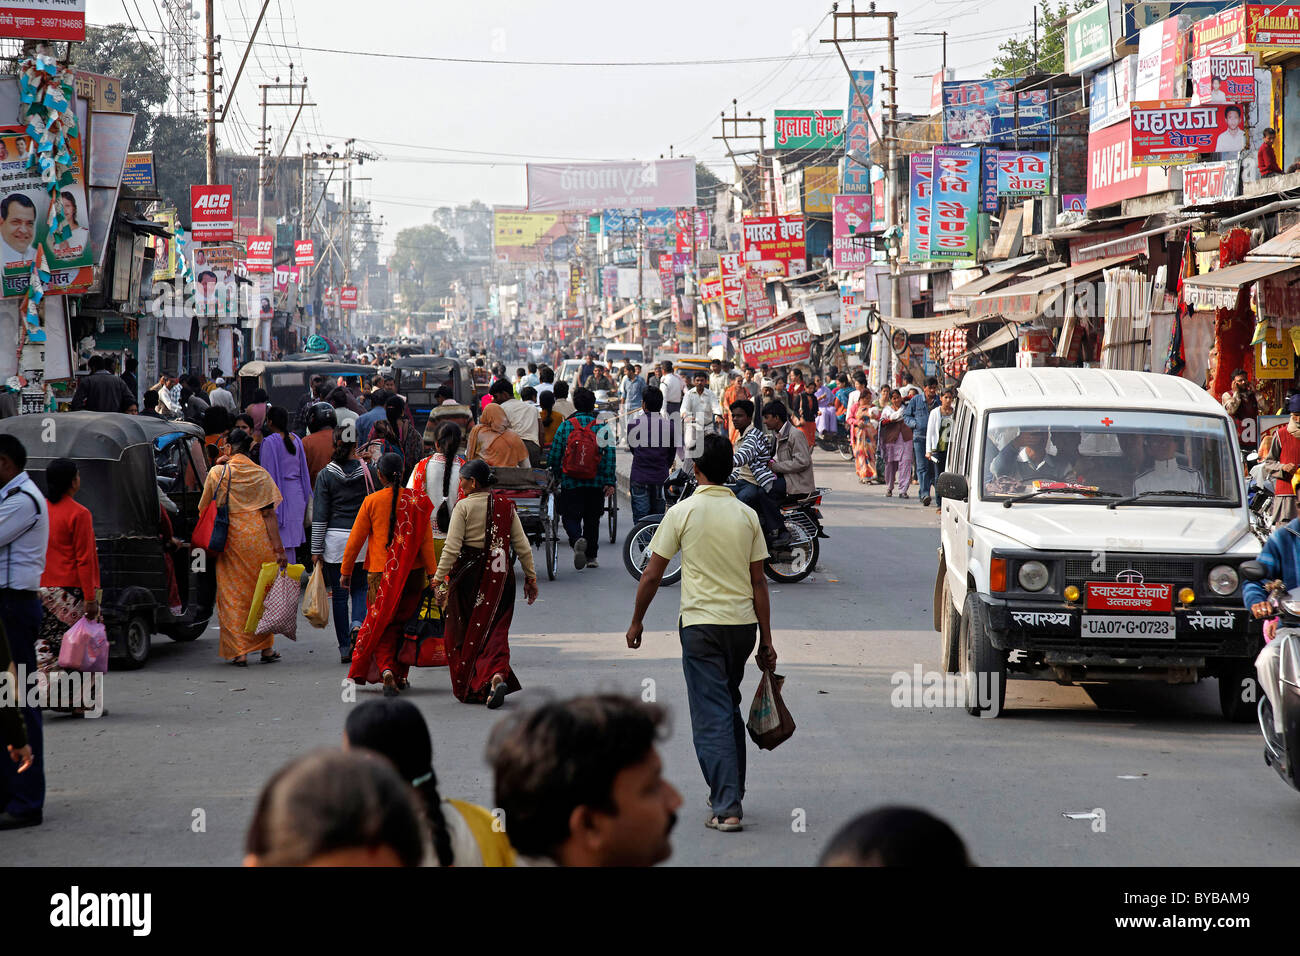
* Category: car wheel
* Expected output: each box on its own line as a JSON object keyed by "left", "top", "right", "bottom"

{"left": 940, "top": 582, "right": 961, "bottom": 674}
{"left": 114, "top": 614, "right": 152, "bottom": 670}
{"left": 959, "top": 593, "right": 1006, "bottom": 717}
{"left": 163, "top": 619, "right": 209, "bottom": 642}
{"left": 1217, "top": 661, "right": 1259, "bottom": 723}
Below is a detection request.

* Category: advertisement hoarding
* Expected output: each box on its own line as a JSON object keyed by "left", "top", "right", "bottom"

{"left": 121, "top": 151, "right": 154, "bottom": 190}
{"left": 1190, "top": 54, "right": 1257, "bottom": 104}
{"left": 525, "top": 158, "right": 697, "bottom": 211}
{"left": 293, "top": 239, "right": 314, "bottom": 267}
{"left": 1090, "top": 55, "right": 1137, "bottom": 132}
{"left": 738, "top": 323, "right": 813, "bottom": 368}
{"left": 742, "top": 215, "right": 806, "bottom": 277}
{"left": 928, "top": 146, "right": 979, "bottom": 261}
{"left": 908, "top": 153, "right": 933, "bottom": 262}
{"left": 189, "top": 184, "right": 233, "bottom": 242}
{"left": 1130, "top": 99, "right": 1235, "bottom": 165}
{"left": 803, "top": 166, "right": 837, "bottom": 214}
{"left": 0, "top": 1, "right": 86, "bottom": 41}
{"left": 996, "top": 151, "right": 1051, "bottom": 195}
{"left": 842, "top": 70, "right": 875, "bottom": 194}
{"left": 340, "top": 285, "right": 358, "bottom": 311}
{"left": 1245, "top": 4, "right": 1300, "bottom": 52}
{"left": 1193, "top": 5, "right": 1247, "bottom": 56}
{"left": 773, "top": 109, "right": 845, "bottom": 149}
{"left": 1134, "top": 16, "right": 1190, "bottom": 101}
{"left": 1182, "top": 159, "right": 1241, "bottom": 205}
{"left": 744, "top": 274, "right": 773, "bottom": 325}
{"left": 942, "top": 79, "right": 1049, "bottom": 144}
{"left": 1066, "top": 2, "right": 1115, "bottom": 74}
{"left": 718, "top": 251, "right": 746, "bottom": 326}
{"left": 245, "top": 234, "right": 273, "bottom": 273}
{"left": 831, "top": 194, "right": 873, "bottom": 270}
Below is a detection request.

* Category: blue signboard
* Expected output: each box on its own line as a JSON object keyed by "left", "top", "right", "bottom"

{"left": 601, "top": 208, "right": 676, "bottom": 232}
{"left": 1119, "top": 1, "right": 1237, "bottom": 45}
{"left": 942, "top": 79, "right": 1051, "bottom": 145}
{"left": 981, "top": 148, "right": 999, "bottom": 212}
{"left": 1089, "top": 56, "right": 1135, "bottom": 134}
{"left": 121, "top": 151, "right": 155, "bottom": 190}
{"left": 842, "top": 69, "right": 876, "bottom": 195}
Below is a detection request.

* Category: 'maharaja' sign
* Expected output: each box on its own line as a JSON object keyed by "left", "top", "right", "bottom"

{"left": 1130, "top": 100, "right": 1237, "bottom": 166}
{"left": 1246, "top": 4, "right": 1300, "bottom": 52}
{"left": 1190, "top": 55, "right": 1257, "bottom": 104}
{"left": 1182, "top": 160, "right": 1241, "bottom": 205}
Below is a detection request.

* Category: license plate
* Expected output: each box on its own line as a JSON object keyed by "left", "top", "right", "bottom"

{"left": 1081, "top": 615, "right": 1176, "bottom": 638}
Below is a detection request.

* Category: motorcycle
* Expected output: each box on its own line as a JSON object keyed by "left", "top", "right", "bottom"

{"left": 622, "top": 467, "right": 828, "bottom": 585}
{"left": 1246, "top": 452, "right": 1275, "bottom": 545}
{"left": 1239, "top": 559, "right": 1300, "bottom": 793}
{"left": 817, "top": 428, "right": 854, "bottom": 462}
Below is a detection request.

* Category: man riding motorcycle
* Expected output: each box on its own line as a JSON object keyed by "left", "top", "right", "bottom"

{"left": 763, "top": 401, "right": 814, "bottom": 500}
{"left": 1244, "top": 518, "right": 1300, "bottom": 735}
{"left": 728, "top": 399, "right": 789, "bottom": 548}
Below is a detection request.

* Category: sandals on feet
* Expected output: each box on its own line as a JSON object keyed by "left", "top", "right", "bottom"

{"left": 259, "top": 651, "right": 282, "bottom": 664}
{"left": 486, "top": 676, "right": 508, "bottom": 710}
{"left": 706, "top": 816, "right": 743, "bottom": 832}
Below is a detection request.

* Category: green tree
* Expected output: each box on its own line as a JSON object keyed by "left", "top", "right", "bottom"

{"left": 74, "top": 24, "right": 206, "bottom": 219}
{"left": 990, "top": 0, "right": 1091, "bottom": 77}
{"left": 695, "top": 160, "right": 722, "bottom": 207}
{"left": 388, "top": 224, "right": 463, "bottom": 313}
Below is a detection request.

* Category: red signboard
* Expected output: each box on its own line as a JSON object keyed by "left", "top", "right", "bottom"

{"left": 1190, "top": 55, "right": 1256, "bottom": 104}
{"left": 0, "top": 2, "right": 86, "bottom": 41}
{"left": 744, "top": 274, "right": 774, "bottom": 325}
{"left": 718, "top": 251, "right": 746, "bottom": 326}
{"left": 1088, "top": 120, "right": 1153, "bottom": 208}
{"left": 738, "top": 322, "right": 812, "bottom": 368}
{"left": 340, "top": 285, "right": 359, "bottom": 311}
{"left": 293, "top": 239, "right": 314, "bottom": 268}
{"left": 1245, "top": 4, "right": 1300, "bottom": 51}
{"left": 674, "top": 208, "right": 707, "bottom": 253}
{"left": 742, "top": 215, "right": 806, "bottom": 277}
{"left": 190, "top": 184, "right": 234, "bottom": 242}
{"left": 699, "top": 276, "right": 723, "bottom": 303}
{"left": 1130, "top": 100, "right": 1234, "bottom": 165}
{"left": 245, "top": 234, "right": 273, "bottom": 273}
{"left": 1085, "top": 582, "right": 1174, "bottom": 612}
{"left": 1193, "top": 7, "right": 1247, "bottom": 57}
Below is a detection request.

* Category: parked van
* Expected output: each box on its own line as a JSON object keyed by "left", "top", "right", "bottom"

{"left": 933, "top": 368, "right": 1261, "bottom": 720}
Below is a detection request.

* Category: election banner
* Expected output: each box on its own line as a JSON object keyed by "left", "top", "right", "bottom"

{"left": 1089, "top": 55, "right": 1136, "bottom": 133}
{"left": 190, "top": 243, "right": 241, "bottom": 322}
{"left": 739, "top": 322, "right": 813, "bottom": 368}
{"left": 0, "top": 1, "right": 86, "bottom": 41}
{"left": 293, "top": 238, "right": 314, "bottom": 268}
{"left": 1190, "top": 55, "right": 1257, "bottom": 104}
{"left": 928, "top": 146, "right": 978, "bottom": 261}
{"left": 831, "top": 194, "right": 872, "bottom": 270}
{"left": 842, "top": 70, "right": 875, "bottom": 194}
{"left": 996, "top": 151, "right": 1051, "bottom": 196}
{"left": 742, "top": 215, "right": 806, "bottom": 277}
{"left": 942, "top": 79, "right": 1049, "bottom": 144}
{"left": 1182, "top": 159, "right": 1241, "bottom": 205}
{"left": 773, "top": 109, "right": 845, "bottom": 150}
{"left": 718, "top": 251, "right": 746, "bottom": 326}
{"left": 0, "top": 124, "right": 92, "bottom": 298}
{"left": 245, "top": 234, "right": 273, "bottom": 273}
{"left": 1245, "top": 4, "right": 1300, "bottom": 52}
{"left": 1130, "top": 100, "right": 1237, "bottom": 165}
{"left": 190, "top": 184, "right": 233, "bottom": 242}
{"left": 908, "top": 153, "right": 933, "bottom": 262}
{"left": 1193, "top": 6, "right": 1247, "bottom": 56}
{"left": 526, "top": 159, "right": 696, "bottom": 211}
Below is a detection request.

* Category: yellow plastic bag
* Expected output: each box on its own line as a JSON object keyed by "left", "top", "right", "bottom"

{"left": 245, "top": 562, "right": 305, "bottom": 633}
{"left": 303, "top": 562, "right": 330, "bottom": 629}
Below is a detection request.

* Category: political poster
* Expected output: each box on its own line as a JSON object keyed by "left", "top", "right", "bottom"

{"left": 190, "top": 243, "right": 242, "bottom": 322}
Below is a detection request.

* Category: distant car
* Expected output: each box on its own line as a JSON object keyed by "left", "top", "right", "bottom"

{"left": 528, "top": 341, "right": 548, "bottom": 363}
{"left": 559, "top": 359, "right": 585, "bottom": 388}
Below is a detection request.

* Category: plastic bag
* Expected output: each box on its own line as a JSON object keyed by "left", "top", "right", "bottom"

{"left": 57, "top": 615, "right": 109, "bottom": 673}
{"left": 245, "top": 562, "right": 306, "bottom": 633}
{"left": 303, "top": 562, "right": 330, "bottom": 629}
{"left": 746, "top": 670, "right": 795, "bottom": 751}
{"left": 254, "top": 569, "right": 301, "bottom": 640}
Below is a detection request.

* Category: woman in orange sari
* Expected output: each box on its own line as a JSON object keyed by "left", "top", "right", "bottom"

{"left": 848, "top": 389, "right": 878, "bottom": 484}
{"left": 342, "top": 453, "right": 439, "bottom": 697}
{"left": 466, "top": 404, "right": 529, "bottom": 467}
{"left": 198, "top": 427, "right": 287, "bottom": 664}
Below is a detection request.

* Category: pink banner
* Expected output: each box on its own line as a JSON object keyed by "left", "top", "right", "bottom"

{"left": 832, "top": 194, "right": 872, "bottom": 270}
{"left": 526, "top": 159, "right": 697, "bottom": 211}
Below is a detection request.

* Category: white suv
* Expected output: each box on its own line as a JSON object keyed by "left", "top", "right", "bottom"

{"left": 934, "top": 368, "right": 1261, "bottom": 720}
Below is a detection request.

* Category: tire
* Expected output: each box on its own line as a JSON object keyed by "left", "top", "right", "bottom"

{"left": 163, "top": 619, "right": 209, "bottom": 642}
{"left": 837, "top": 436, "right": 853, "bottom": 461}
{"left": 608, "top": 497, "right": 618, "bottom": 544}
{"left": 115, "top": 614, "right": 153, "bottom": 670}
{"left": 959, "top": 593, "right": 1007, "bottom": 717}
{"left": 764, "top": 535, "right": 819, "bottom": 583}
{"left": 939, "top": 582, "right": 961, "bottom": 674}
{"left": 1217, "top": 661, "right": 1259, "bottom": 723}
{"left": 623, "top": 515, "right": 681, "bottom": 587}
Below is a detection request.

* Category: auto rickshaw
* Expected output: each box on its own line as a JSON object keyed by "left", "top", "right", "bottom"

{"left": 392, "top": 355, "right": 476, "bottom": 434}
{"left": 237, "top": 359, "right": 375, "bottom": 412}
{"left": 0, "top": 413, "right": 216, "bottom": 669}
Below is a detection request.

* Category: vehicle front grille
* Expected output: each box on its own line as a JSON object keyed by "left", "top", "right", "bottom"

{"left": 1062, "top": 555, "right": 1197, "bottom": 588}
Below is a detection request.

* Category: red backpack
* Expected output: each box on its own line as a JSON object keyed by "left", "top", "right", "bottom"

{"left": 562, "top": 419, "right": 600, "bottom": 480}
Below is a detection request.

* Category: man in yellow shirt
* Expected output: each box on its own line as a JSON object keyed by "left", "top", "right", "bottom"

{"left": 625, "top": 432, "right": 777, "bottom": 834}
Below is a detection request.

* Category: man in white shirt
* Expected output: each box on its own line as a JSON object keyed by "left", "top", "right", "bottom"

{"left": 0, "top": 194, "right": 36, "bottom": 275}
{"left": 1216, "top": 105, "right": 1246, "bottom": 155}
{"left": 491, "top": 378, "right": 540, "bottom": 446}
{"left": 208, "top": 375, "right": 237, "bottom": 413}
{"left": 708, "top": 359, "right": 730, "bottom": 399}
{"left": 681, "top": 370, "right": 723, "bottom": 456}
{"left": 659, "top": 360, "right": 686, "bottom": 417}
{"left": 1133, "top": 434, "right": 1204, "bottom": 496}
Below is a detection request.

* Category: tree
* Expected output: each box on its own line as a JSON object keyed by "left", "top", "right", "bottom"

{"left": 388, "top": 224, "right": 463, "bottom": 313}
{"left": 73, "top": 24, "right": 206, "bottom": 218}
{"left": 989, "top": 0, "right": 1091, "bottom": 78}
{"left": 695, "top": 160, "right": 722, "bottom": 207}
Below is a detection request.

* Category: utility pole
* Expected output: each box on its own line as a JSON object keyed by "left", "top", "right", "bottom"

{"left": 916, "top": 30, "right": 947, "bottom": 83}
{"left": 343, "top": 139, "right": 354, "bottom": 286}
{"left": 204, "top": 0, "right": 217, "bottom": 184}
{"left": 256, "top": 78, "right": 313, "bottom": 228}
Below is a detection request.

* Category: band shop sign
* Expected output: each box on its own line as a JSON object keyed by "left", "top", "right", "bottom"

{"left": 1129, "top": 100, "right": 1233, "bottom": 166}
{"left": 738, "top": 321, "right": 813, "bottom": 368}
{"left": 1181, "top": 160, "right": 1241, "bottom": 206}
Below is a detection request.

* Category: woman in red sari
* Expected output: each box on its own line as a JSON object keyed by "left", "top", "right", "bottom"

{"left": 342, "top": 453, "right": 439, "bottom": 697}
{"left": 433, "top": 460, "right": 538, "bottom": 709}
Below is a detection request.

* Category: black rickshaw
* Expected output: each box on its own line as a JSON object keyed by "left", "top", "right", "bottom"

{"left": 237, "top": 359, "right": 376, "bottom": 413}
{"left": 392, "top": 355, "right": 476, "bottom": 434}
{"left": 0, "top": 413, "right": 216, "bottom": 669}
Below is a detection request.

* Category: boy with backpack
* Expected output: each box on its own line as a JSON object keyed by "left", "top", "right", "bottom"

{"left": 547, "top": 387, "right": 616, "bottom": 570}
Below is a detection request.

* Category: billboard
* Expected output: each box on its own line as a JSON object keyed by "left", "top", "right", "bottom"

{"left": 1090, "top": 55, "right": 1136, "bottom": 133}
{"left": 189, "top": 184, "right": 234, "bottom": 242}
{"left": 150, "top": 208, "right": 177, "bottom": 282}
{"left": 191, "top": 243, "right": 242, "bottom": 321}
{"left": 1193, "top": 6, "right": 1246, "bottom": 56}
{"left": 1182, "top": 159, "right": 1241, "bottom": 205}
{"left": 525, "top": 158, "right": 696, "bottom": 211}
{"left": 1245, "top": 4, "right": 1300, "bottom": 51}
{"left": 928, "top": 146, "right": 979, "bottom": 261}
{"left": 0, "top": 1, "right": 86, "bottom": 41}
{"left": 908, "top": 153, "right": 933, "bottom": 262}
{"left": 803, "top": 166, "right": 837, "bottom": 214}
{"left": 293, "top": 239, "right": 314, "bottom": 268}
{"left": 1087, "top": 119, "right": 1174, "bottom": 208}
{"left": 340, "top": 285, "right": 358, "bottom": 311}
{"left": 493, "top": 208, "right": 563, "bottom": 261}
{"left": 121, "top": 151, "right": 154, "bottom": 190}
{"left": 1066, "top": 2, "right": 1116, "bottom": 75}
{"left": 739, "top": 323, "right": 813, "bottom": 368}
{"left": 831, "top": 194, "right": 872, "bottom": 270}
{"left": 842, "top": 70, "right": 875, "bottom": 194}
{"left": 245, "top": 234, "right": 273, "bottom": 273}
{"left": 718, "top": 251, "right": 746, "bottom": 326}
{"left": 742, "top": 215, "right": 806, "bottom": 277}
{"left": 996, "top": 151, "right": 1051, "bottom": 196}
{"left": 1134, "top": 16, "right": 1190, "bottom": 101}
{"left": 773, "top": 110, "right": 845, "bottom": 150}
{"left": 1123, "top": 1, "right": 1238, "bottom": 45}
{"left": 1190, "top": 55, "right": 1256, "bottom": 104}
{"left": 0, "top": 124, "right": 92, "bottom": 298}
{"left": 1130, "top": 100, "right": 1237, "bottom": 165}
{"left": 942, "top": 79, "right": 1050, "bottom": 144}
{"left": 744, "top": 274, "right": 773, "bottom": 325}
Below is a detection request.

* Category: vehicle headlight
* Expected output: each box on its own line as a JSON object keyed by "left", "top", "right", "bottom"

{"left": 1207, "top": 564, "right": 1239, "bottom": 597}
{"left": 1018, "top": 560, "right": 1050, "bottom": 592}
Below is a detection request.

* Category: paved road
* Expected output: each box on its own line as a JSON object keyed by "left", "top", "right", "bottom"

{"left": 10, "top": 448, "right": 1293, "bottom": 866}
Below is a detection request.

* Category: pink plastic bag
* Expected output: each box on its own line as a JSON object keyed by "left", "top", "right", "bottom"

{"left": 58, "top": 616, "right": 109, "bottom": 673}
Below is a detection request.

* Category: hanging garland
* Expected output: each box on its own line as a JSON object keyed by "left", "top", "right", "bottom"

{"left": 15, "top": 49, "right": 79, "bottom": 349}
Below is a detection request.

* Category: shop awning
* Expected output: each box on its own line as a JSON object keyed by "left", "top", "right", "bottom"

{"left": 1247, "top": 222, "right": 1300, "bottom": 258}
{"left": 960, "top": 322, "right": 1020, "bottom": 359}
{"left": 1073, "top": 218, "right": 1202, "bottom": 257}
{"left": 884, "top": 312, "right": 979, "bottom": 335}
{"left": 948, "top": 261, "right": 1048, "bottom": 308}
{"left": 966, "top": 253, "right": 1141, "bottom": 319}
{"left": 1182, "top": 258, "right": 1300, "bottom": 308}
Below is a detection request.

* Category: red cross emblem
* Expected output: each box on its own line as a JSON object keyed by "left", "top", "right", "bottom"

{"left": 1101, "top": 417, "right": 1114, "bottom": 427}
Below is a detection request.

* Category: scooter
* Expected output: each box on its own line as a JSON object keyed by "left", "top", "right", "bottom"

{"left": 1246, "top": 452, "right": 1274, "bottom": 545}
{"left": 1240, "top": 560, "right": 1300, "bottom": 793}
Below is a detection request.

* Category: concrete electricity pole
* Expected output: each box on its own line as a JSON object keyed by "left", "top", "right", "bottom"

{"left": 256, "top": 78, "right": 312, "bottom": 228}
{"left": 204, "top": 0, "right": 217, "bottom": 184}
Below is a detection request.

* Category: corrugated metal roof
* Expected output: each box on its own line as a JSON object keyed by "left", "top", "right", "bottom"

{"left": 966, "top": 253, "right": 1140, "bottom": 319}
{"left": 1183, "top": 258, "right": 1300, "bottom": 308}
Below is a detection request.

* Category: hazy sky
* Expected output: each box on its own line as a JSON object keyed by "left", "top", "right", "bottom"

{"left": 86, "top": 0, "right": 1036, "bottom": 251}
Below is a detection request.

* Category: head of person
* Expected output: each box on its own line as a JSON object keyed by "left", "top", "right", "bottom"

{"left": 642, "top": 385, "right": 663, "bottom": 414}
{"left": 0, "top": 434, "right": 26, "bottom": 486}
{"left": 693, "top": 432, "right": 734, "bottom": 485}
{"left": 252, "top": 387, "right": 269, "bottom": 406}
{"left": 573, "top": 387, "right": 596, "bottom": 415}
{"left": 308, "top": 402, "right": 336, "bottom": 434}
{"left": 729, "top": 398, "right": 755, "bottom": 433}
{"left": 266, "top": 405, "right": 295, "bottom": 453}
{"left": 330, "top": 425, "right": 357, "bottom": 466}
{"left": 1145, "top": 433, "right": 1181, "bottom": 462}
{"left": 1016, "top": 427, "right": 1050, "bottom": 462}
{"left": 458, "top": 457, "right": 497, "bottom": 498}
{"left": 762, "top": 400, "right": 788, "bottom": 432}
{"left": 479, "top": 403, "right": 508, "bottom": 434}
{"left": 224, "top": 426, "right": 255, "bottom": 459}
{"left": 554, "top": 380, "right": 570, "bottom": 400}
{"left": 939, "top": 387, "right": 956, "bottom": 414}
{"left": 343, "top": 698, "right": 457, "bottom": 867}
{"left": 693, "top": 371, "right": 708, "bottom": 392}
{"left": 1266, "top": 127, "right": 1277, "bottom": 144}
{"left": 818, "top": 806, "right": 971, "bottom": 867}
{"left": 0, "top": 193, "right": 36, "bottom": 252}
{"left": 662, "top": 360, "right": 674, "bottom": 375}
{"left": 489, "top": 379, "right": 514, "bottom": 404}
{"left": 889, "top": 390, "right": 903, "bottom": 409}
{"left": 310, "top": 374, "right": 326, "bottom": 398}
{"left": 924, "top": 376, "right": 939, "bottom": 401}
{"left": 539, "top": 366, "right": 554, "bottom": 384}
{"left": 44, "top": 457, "right": 79, "bottom": 503}
{"left": 515, "top": 367, "right": 526, "bottom": 380}
{"left": 744, "top": 367, "right": 755, "bottom": 380}
{"left": 202, "top": 405, "right": 232, "bottom": 436}
{"left": 1232, "top": 369, "right": 1249, "bottom": 391}
{"left": 143, "top": 389, "right": 160, "bottom": 412}
{"left": 792, "top": 368, "right": 804, "bottom": 381}
{"left": 243, "top": 749, "right": 425, "bottom": 867}
{"left": 903, "top": 372, "right": 915, "bottom": 386}
{"left": 385, "top": 395, "right": 406, "bottom": 430}
{"left": 520, "top": 386, "right": 537, "bottom": 404}
{"left": 1225, "top": 105, "right": 1242, "bottom": 130}
{"left": 710, "top": 359, "right": 721, "bottom": 373}
{"left": 87, "top": 354, "right": 105, "bottom": 373}
{"left": 488, "top": 694, "right": 680, "bottom": 867}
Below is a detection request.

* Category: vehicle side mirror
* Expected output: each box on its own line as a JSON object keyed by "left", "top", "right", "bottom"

{"left": 936, "top": 472, "right": 968, "bottom": 502}
{"left": 1241, "top": 560, "right": 1267, "bottom": 582}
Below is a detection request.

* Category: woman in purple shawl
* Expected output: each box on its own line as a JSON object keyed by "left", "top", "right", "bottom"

{"left": 260, "top": 405, "right": 312, "bottom": 556}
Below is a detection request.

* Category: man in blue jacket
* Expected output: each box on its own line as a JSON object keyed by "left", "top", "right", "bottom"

{"left": 903, "top": 377, "right": 939, "bottom": 506}
{"left": 1245, "top": 519, "right": 1300, "bottom": 736}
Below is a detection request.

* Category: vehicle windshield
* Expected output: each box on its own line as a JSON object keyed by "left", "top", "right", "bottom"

{"left": 980, "top": 409, "right": 1239, "bottom": 506}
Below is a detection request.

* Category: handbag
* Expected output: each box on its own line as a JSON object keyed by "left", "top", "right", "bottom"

{"left": 252, "top": 569, "right": 301, "bottom": 640}
{"left": 192, "top": 465, "right": 232, "bottom": 552}
{"left": 396, "top": 586, "right": 448, "bottom": 667}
